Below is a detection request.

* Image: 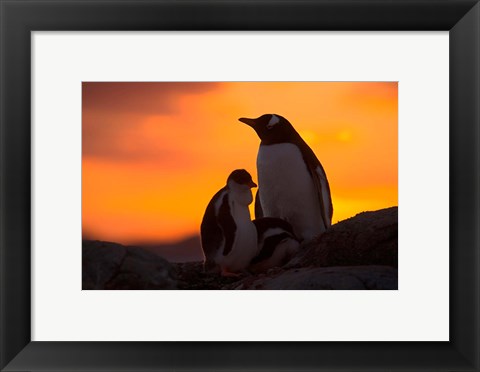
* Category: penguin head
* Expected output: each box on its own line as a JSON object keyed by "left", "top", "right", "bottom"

{"left": 227, "top": 169, "right": 257, "bottom": 189}
{"left": 239, "top": 114, "right": 296, "bottom": 144}
{"left": 227, "top": 169, "right": 257, "bottom": 206}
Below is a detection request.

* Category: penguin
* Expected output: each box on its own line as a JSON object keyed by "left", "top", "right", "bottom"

{"left": 248, "top": 217, "right": 300, "bottom": 274}
{"left": 239, "top": 114, "right": 333, "bottom": 242}
{"left": 200, "top": 169, "right": 259, "bottom": 276}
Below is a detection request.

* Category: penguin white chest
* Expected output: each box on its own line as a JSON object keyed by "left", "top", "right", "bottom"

{"left": 224, "top": 203, "right": 258, "bottom": 272}
{"left": 257, "top": 143, "right": 322, "bottom": 240}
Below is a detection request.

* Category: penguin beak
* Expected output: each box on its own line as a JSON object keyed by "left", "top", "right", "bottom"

{"left": 249, "top": 180, "right": 257, "bottom": 188}
{"left": 239, "top": 117, "right": 256, "bottom": 127}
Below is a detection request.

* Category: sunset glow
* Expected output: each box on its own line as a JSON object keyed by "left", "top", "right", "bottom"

{"left": 82, "top": 82, "right": 398, "bottom": 244}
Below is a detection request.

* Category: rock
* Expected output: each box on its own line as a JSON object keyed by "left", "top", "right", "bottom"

{"left": 83, "top": 241, "right": 177, "bottom": 290}
{"left": 224, "top": 266, "right": 397, "bottom": 290}
{"left": 289, "top": 207, "right": 398, "bottom": 269}
{"left": 82, "top": 241, "right": 127, "bottom": 289}
{"left": 173, "top": 262, "right": 245, "bottom": 290}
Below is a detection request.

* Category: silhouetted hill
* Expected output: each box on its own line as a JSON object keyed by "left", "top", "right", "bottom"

{"left": 138, "top": 236, "right": 203, "bottom": 262}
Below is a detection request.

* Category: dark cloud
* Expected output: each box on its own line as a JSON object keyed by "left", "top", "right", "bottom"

{"left": 82, "top": 111, "right": 196, "bottom": 167}
{"left": 82, "top": 82, "right": 218, "bottom": 115}
{"left": 82, "top": 82, "right": 219, "bottom": 164}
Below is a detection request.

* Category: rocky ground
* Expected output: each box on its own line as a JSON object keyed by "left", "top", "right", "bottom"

{"left": 83, "top": 241, "right": 177, "bottom": 290}
{"left": 83, "top": 207, "right": 398, "bottom": 290}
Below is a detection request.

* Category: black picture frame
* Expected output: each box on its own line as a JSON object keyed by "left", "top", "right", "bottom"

{"left": 1, "top": 0, "right": 479, "bottom": 371}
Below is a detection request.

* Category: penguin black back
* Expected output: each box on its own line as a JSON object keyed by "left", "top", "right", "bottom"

{"left": 252, "top": 216, "right": 296, "bottom": 239}
{"left": 250, "top": 217, "right": 300, "bottom": 270}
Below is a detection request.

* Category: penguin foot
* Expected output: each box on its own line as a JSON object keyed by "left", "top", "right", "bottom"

{"left": 220, "top": 269, "right": 242, "bottom": 278}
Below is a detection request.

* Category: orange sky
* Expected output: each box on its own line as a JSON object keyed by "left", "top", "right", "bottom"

{"left": 82, "top": 82, "right": 397, "bottom": 244}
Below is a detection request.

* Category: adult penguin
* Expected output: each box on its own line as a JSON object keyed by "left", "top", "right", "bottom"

{"left": 239, "top": 114, "right": 333, "bottom": 241}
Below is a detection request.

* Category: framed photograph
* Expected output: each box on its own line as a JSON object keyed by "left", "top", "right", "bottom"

{"left": 81, "top": 81, "right": 399, "bottom": 291}
{"left": 1, "top": 0, "right": 479, "bottom": 371}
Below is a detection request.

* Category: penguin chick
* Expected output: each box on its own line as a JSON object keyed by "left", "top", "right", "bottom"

{"left": 248, "top": 217, "right": 300, "bottom": 274}
{"left": 200, "top": 169, "right": 259, "bottom": 277}
{"left": 239, "top": 114, "right": 333, "bottom": 242}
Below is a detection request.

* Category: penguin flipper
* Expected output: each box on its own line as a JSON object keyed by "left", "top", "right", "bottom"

{"left": 218, "top": 194, "right": 237, "bottom": 256}
{"left": 200, "top": 194, "right": 225, "bottom": 264}
{"left": 313, "top": 164, "right": 333, "bottom": 228}
{"left": 254, "top": 189, "right": 264, "bottom": 219}
{"left": 297, "top": 140, "right": 333, "bottom": 229}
